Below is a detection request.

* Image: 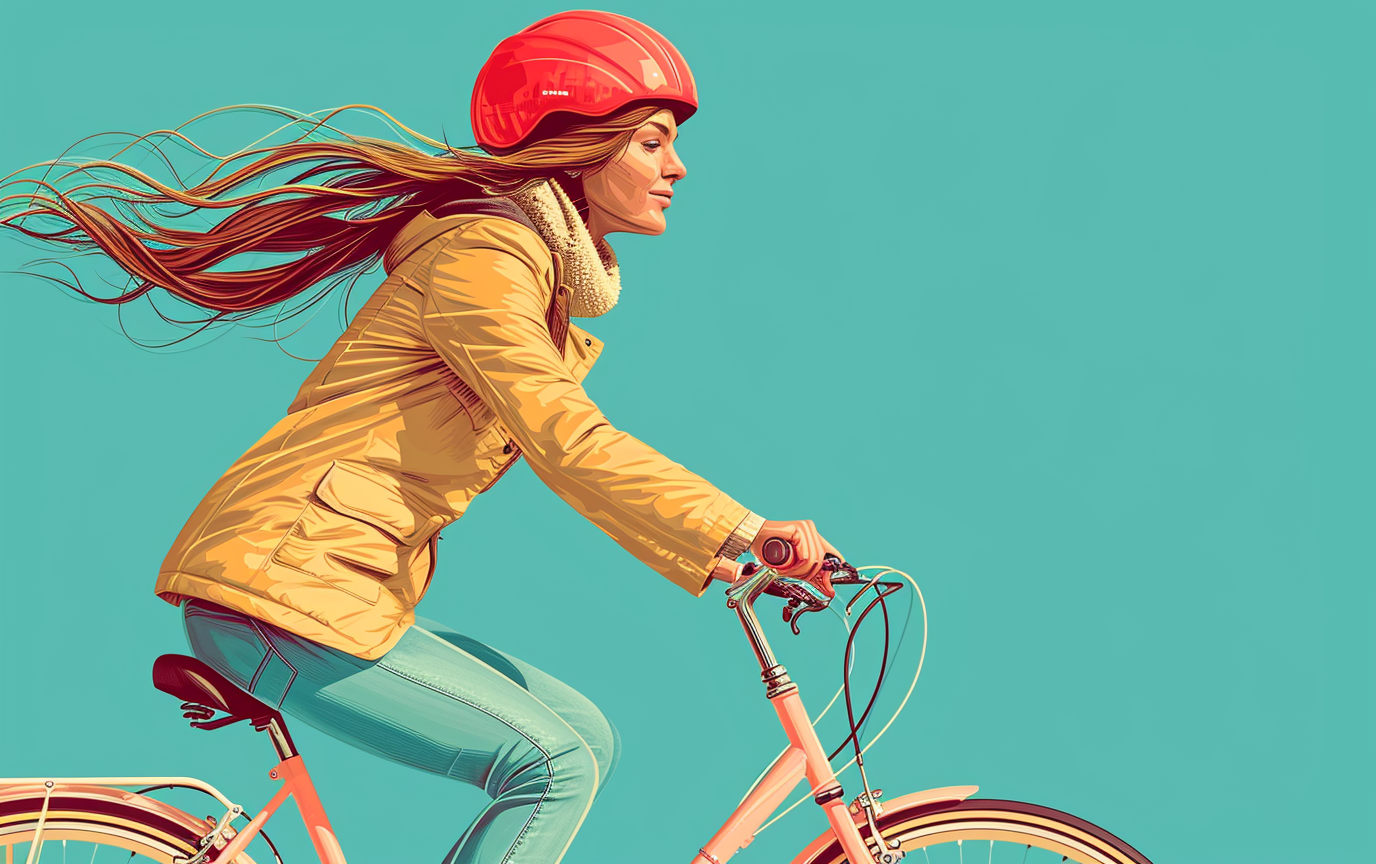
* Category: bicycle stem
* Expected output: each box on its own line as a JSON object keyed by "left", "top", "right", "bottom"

{"left": 725, "top": 570, "right": 784, "bottom": 677}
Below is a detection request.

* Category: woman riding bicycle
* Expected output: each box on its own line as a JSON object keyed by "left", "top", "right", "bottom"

{"left": 2, "top": 11, "right": 840, "bottom": 863}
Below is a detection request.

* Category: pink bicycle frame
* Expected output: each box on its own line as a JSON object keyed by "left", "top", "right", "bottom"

{"left": 213, "top": 753, "right": 344, "bottom": 864}
{"left": 690, "top": 573, "right": 876, "bottom": 864}
{"left": 214, "top": 576, "right": 871, "bottom": 864}
{"left": 215, "top": 571, "right": 900, "bottom": 864}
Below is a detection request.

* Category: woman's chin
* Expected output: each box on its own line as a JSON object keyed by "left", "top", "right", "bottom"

{"left": 639, "top": 212, "right": 668, "bottom": 235}
{"left": 599, "top": 211, "right": 668, "bottom": 238}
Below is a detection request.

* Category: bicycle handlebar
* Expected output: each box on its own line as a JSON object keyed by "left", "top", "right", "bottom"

{"left": 725, "top": 553, "right": 884, "bottom": 674}
{"left": 728, "top": 553, "right": 862, "bottom": 637}
{"left": 760, "top": 537, "right": 794, "bottom": 568}
{"left": 754, "top": 537, "right": 852, "bottom": 604}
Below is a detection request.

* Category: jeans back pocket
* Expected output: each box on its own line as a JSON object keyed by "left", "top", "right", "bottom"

{"left": 182, "top": 600, "right": 297, "bottom": 710}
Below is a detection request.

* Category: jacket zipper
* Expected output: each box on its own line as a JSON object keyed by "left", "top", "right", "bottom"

{"left": 474, "top": 279, "right": 563, "bottom": 496}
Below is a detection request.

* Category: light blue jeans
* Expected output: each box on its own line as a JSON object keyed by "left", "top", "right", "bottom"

{"left": 181, "top": 600, "right": 620, "bottom": 864}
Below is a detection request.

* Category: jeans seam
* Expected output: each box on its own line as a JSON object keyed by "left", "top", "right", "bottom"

{"left": 376, "top": 662, "right": 552, "bottom": 863}
{"left": 247, "top": 651, "right": 273, "bottom": 695}
{"left": 444, "top": 748, "right": 467, "bottom": 778}
{"left": 246, "top": 617, "right": 300, "bottom": 708}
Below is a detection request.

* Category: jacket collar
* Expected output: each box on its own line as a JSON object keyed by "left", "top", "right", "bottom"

{"left": 383, "top": 181, "right": 621, "bottom": 319}
{"left": 509, "top": 179, "right": 621, "bottom": 318}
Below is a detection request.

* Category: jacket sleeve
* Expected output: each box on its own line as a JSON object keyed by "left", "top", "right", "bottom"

{"left": 419, "top": 220, "right": 754, "bottom": 596}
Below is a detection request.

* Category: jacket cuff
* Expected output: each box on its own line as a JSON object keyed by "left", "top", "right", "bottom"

{"left": 716, "top": 510, "right": 765, "bottom": 561}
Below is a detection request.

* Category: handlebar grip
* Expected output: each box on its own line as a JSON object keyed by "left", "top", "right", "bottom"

{"left": 760, "top": 537, "right": 794, "bottom": 568}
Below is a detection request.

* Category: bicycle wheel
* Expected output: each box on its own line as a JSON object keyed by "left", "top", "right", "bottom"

{"left": 0, "top": 783, "right": 257, "bottom": 864}
{"left": 800, "top": 798, "right": 1151, "bottom": 864}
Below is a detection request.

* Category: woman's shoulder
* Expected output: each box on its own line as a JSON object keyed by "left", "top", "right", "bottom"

{"left": 383, "top": 198, "right": 552, "bottom": 276}
{"left": 432, "top": 197, "right": 537, "bottom": 233}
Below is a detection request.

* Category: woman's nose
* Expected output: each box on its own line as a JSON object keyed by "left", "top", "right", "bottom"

{"left": 664, "top": 145, "right": 687, "bottom": 182}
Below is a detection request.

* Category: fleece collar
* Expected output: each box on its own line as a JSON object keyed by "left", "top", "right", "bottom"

{"left": 509, "top": 179, "right": 622, "bottom": 318}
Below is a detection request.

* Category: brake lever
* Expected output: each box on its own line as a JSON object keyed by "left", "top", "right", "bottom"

{"left": 822, "top": 553, "right": 860, "bottom": 581}
{"left": 775, "top": 554, "right": 860, "bottom": 633}
{"left": 732, "top": 556, "right": 863, "bottom": 635}
{"left": 785, "top": 602, "right": 824, "bottom": 635}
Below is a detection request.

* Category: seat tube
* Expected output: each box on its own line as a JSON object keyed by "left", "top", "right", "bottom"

{"left": 275, "top": 756, "right": 347, "bottom": 864}
{"left": 205, "top": 755, "right": 346, "bottom": 864}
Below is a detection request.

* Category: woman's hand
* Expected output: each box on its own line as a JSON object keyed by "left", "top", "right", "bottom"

{"left": 751, "top": 519, "right": 843, "bottom": 591}
{"left": 708, "top": 519, "right": 843, "bottom": 592}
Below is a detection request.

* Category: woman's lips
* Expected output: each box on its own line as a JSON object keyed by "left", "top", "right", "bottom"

{"left": 650, "top": 191, "right": 673, "bottom": 207}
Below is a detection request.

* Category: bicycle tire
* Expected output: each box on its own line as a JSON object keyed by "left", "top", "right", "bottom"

{"left": 799, "top": 797, "right": 1152, "bottom": 864}
{"left": 0, "top": 783, "right": 257, "bottom": 864}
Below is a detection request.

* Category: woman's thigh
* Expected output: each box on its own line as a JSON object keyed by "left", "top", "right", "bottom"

{"left": 182, "top": 601, "right": 603, "bottom": 793}
{"left": 416, "top": 616, "right": 621, "bottom": 794}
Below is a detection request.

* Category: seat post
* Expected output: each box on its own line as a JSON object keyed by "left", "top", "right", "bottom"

{"left": 260, "top": 715, "right": 298, "bottom": 761}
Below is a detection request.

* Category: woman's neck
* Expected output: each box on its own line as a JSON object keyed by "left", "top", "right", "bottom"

{"left": 584, "top": 209, "right": 609, "bottom": 246}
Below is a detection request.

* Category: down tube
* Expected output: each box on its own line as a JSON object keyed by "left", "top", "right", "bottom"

{"left": 693, "top": 747, "right": 807, "bottom": 864}
{"left": 691, "top": 688, "right": 873, "bottom": 864}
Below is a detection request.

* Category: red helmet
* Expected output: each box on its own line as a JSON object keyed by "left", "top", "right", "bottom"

{"left": 471, "top": 10, "right": 698, "bottom": 153}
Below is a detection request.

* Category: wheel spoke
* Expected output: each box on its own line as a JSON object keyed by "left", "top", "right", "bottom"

{"left": 814, "top": 798, "right": 1149, "bottom": 864}
{"left": 907, "top": 840, "right": 1123, "bottom": 864}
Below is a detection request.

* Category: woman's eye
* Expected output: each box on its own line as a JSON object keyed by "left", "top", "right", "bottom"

{"left": 643, "top": 139, "right": 662, "bottom": 151}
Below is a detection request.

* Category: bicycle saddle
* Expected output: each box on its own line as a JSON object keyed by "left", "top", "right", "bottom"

{"left": 152, "top": 654, "right": 280, "bottom": 730}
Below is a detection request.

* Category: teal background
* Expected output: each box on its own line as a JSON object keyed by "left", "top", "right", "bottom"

{"left": 2, "top": 2, "right": 1372, "bottom": 862}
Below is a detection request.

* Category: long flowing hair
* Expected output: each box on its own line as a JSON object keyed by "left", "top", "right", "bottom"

{"left": 0, "top": 103, "right": 662, "bottom": 342}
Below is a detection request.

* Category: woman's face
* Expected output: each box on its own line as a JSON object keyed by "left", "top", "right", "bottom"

{"left": 582, "top": 109, "right": 686, "bottom": 240}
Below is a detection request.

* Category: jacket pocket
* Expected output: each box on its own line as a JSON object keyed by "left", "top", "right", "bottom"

{"left": 266, "top": 461, "right": 429, "bottom": 605}
{"left": 312, "top": 460, "right": 424, "bottom": 543}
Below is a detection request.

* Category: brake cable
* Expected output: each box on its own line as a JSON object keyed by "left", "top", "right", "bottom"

{"left": 830, "top": 578, "right": 902, "bottom": 761}
{"left": 134, "top": 783, "right": 285, "bottom": 864}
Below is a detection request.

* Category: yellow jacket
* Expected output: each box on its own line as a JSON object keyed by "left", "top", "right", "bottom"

{"left": 156, "top": 181, "right": 760, "bottom": 659}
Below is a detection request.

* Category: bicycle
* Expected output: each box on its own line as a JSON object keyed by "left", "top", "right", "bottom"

{"left": 0, "top": 552, "right": 1155, "bottom": 864}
